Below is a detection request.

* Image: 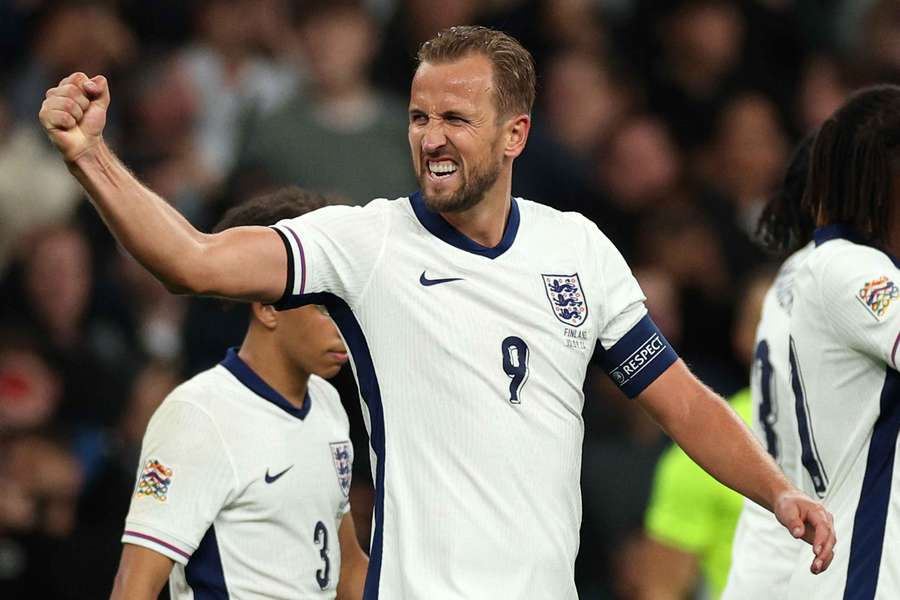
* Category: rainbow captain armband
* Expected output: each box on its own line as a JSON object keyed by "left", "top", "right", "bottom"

{"left": 595, "top": 314, "right": 678, "bottom": 398}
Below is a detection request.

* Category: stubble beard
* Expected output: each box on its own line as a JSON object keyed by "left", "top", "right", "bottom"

{"left": 420, "top": 153, "right": 503, "bottom": 214}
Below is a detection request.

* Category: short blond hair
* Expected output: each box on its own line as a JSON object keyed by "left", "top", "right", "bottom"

{"left": 417, "top": 25, "right": 536, "bottom": 118}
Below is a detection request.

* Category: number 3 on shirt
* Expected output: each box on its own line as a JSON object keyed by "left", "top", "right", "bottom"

{"left": 502, "top": 336, "right": 530, "bottom": 404}
{"left": 314, "top": 521, "right": 330, "bottom": 589}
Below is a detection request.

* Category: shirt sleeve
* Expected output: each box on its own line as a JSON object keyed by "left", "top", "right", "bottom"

{"left": 819, "top": 247, "right": 900, "bottom": 370}
{"left": 586, "top": 223, "right": 679, "bottom": 397}
{"left": 121, "top": 398, "right": 237, "bottom": 565}
{"left": 269, "top": 200, "right": 392, "bottom": 309}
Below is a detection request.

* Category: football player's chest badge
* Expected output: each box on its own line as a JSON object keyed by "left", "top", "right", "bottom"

{"left": 330, "top": 441, "right": 352, "bottom": 497}
{"left": 542, "top": 273, "right": 588, "bottom": 327}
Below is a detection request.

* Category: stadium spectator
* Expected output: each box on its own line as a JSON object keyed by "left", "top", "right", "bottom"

{"left": 11, "top": 224, "right": 126, "bottom": 430}
{"left": 796, "top": 54, "right": 856, "bottom": 133}
{"left": 0, "top": 94, "right": 82, "bottom": 275}
{"left": 0, "top": 434, "right": 85, "bottom": 599}
{"left": 236, "top": 0, "right": 415, "bottom": 205}
{"left": 175, "top": 0, "right": 299, "bottom": 182}
{"left": 857, "top": 0, "right": 900, "bottom": 75}
{"left": 372, "top": 0, "right": 485, "bottom": 96}
{"left": 593, "top": 115, "right": 682, "bottom": 256}
{"left": 542, "top": 48, "right": 631, "bottom": 158}
{"left": 642, "top": 0, "right": 749, "bottom": 149}
{"left": 9, "top": 1, "right": 136, "bottom": 124}
{"left": 117, "top": 55, "right": 214, "bottom": 225}
{"left": 0, "top": 326, "right": 61, "bottom": 433}
{"left": 698, "top": 92, "right": 789, "bottom": 237}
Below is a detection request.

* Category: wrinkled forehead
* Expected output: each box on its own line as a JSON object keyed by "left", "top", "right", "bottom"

{"left": 410, "top": 55, "right": 496, "bottom": 112}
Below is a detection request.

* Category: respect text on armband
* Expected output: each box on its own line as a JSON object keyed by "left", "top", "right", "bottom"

{"left": 609, "top": 334, "right": 666, "bottom": 386}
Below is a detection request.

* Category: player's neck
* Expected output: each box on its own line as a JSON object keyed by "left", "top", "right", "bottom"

{"left": 237, "top": 335, "right": 309, "bottom": 410}
{"left": 440, "top": 179, "right": 513, "bottom": 248}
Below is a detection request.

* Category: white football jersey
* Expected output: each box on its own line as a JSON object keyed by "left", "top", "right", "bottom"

{"left": 786, "top": 226, "right": 900, "bottom": 599}
{"left": 723, "top": 243, "right": 812, "bottom": 599}
{"left": 122, "top": 348, "right": 353, "bottom": 599}
{"left": 271, "top": 193, "right": 678, "bottom": 599}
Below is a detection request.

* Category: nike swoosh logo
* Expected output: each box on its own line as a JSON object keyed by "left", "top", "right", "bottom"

{"left": 265, "top": 465, "right": 293, "bottom": 484}
{"left": 419, "top": 271, "right": 464, "bottom": 286}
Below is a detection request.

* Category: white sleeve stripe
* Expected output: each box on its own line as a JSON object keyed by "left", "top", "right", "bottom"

{"left": 123, "top": 530, "right": 191, "bottom": 560}
{"left": 272, "top": 224, "right": 305, "bottom": 296}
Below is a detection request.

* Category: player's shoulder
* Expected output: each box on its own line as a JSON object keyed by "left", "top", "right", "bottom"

{"left": 517, "top": 197, "right": 595, "bottom": 228}
{"left": 796, "top": 237, "right": 900, "bottom": 328}
{"left": 140, "top": 366, "right": 243, "bottom": 441}
{"left": 277, "top": 195, "right": 403, "bottom": 229}
{"left": 517, "top": 198, "right": 616, "bottom": 249}
{"left": 807, "top": 238, "right": 898, "bottom": 290}
{"left": 810, "top": 232, "right": 895, "bottom": 270}
{"left": 160, "top": 364, "right": 243, "bottom": 416}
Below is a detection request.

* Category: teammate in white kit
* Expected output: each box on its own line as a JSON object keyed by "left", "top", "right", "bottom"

{"left": 40, "top": 26, "right": 835, "bottom": 600}
{"left": 109, "top": 189, "right": 369, "bottom": 600}
{"left": 723, "top": 138, "right": 816, "bottom": 599}
{"left": 786, "top": 85, "right": 900, "bottom": 600}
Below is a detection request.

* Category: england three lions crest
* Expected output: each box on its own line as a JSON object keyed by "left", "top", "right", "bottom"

{"left": 330, "top": 441, "right": 353, "bottom": 497}
{"left": 542, "top": 273, "right": 588, "bottom": 327}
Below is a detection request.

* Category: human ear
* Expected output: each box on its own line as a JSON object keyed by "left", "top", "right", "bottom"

{"left": 251, "top": 303, "right": 278, "bottom": 330}
{"left": 504, "top": 114, "right": 531, "bottom": 158}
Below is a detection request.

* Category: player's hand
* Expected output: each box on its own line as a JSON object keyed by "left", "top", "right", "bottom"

{"left": 38, "top": 72, "right": 110, "bottom": 163}
{"left": 774, "top": 489, "right": 836, "bottom": 574}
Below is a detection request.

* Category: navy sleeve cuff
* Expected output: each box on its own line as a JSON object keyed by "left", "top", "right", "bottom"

{"left": 595, "top": 314, "right": 678, "bottom": 398}
{"left": 270, "top": 227, "right": 297, "bottom": 311}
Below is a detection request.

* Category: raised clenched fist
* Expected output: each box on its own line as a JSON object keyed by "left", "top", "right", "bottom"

{"left": 38, "top": 72, "right": 110, "bottom": 163}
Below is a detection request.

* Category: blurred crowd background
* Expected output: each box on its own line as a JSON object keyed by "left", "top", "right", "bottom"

{"left": 0, "top": 0, "right": 897, "bottom": 598}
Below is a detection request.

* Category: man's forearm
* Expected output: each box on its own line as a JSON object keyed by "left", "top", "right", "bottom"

{"left": 670, "top": 389, "right": 789, "bottom": 511}
{"left": 69, "top": 142, "right": 207, "bottom": 293}
{"left": 639, "top": 361, "right": 791, "bottom": 512}
{"left": 639, "top": 361, "right": 835, "bottom": 574}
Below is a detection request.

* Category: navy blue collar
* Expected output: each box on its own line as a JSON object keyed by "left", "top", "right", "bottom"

{"left": 410, "top": 191, "right": 520, "bottom": 259}
{"left": 814, "top": 224, "right": 900, "bottom": 268}
{"left": 814, "top": 224, "right": 867, "bottom": 247}
{"left": 220, "top": 347, "right": 311, "bottom": 420}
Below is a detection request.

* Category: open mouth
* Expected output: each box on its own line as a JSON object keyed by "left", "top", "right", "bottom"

{"left": 426, "top": 159, "right": 458, "bottom": 180}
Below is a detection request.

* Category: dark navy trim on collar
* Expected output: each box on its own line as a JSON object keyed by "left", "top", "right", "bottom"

{"left": 410, "top": 191, "right": 520, "bottom": 259}
{"left": 220, "top": 347, "right": 311, "bottom": 420}
{"left": 814, "top": 225, "right": 900, "bottom": 268}
{"left": 814, "top": 224, "right": 867, "bottom": 247}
